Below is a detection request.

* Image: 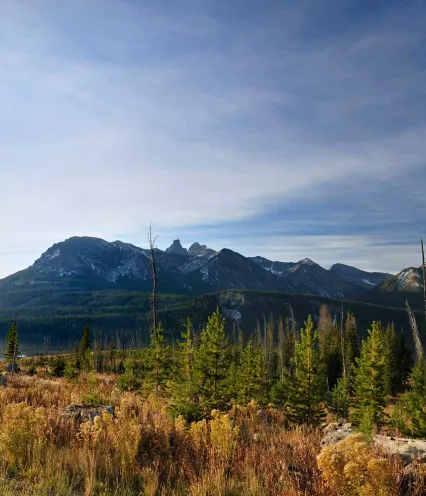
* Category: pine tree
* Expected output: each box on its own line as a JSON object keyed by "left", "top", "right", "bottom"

{"left": 286, "top": 316, "right": 325, "bottom": 425}
{"left": 264, "top": 315, "right": 275, "bottom": 381}
{"left": 344, "top": 312, "right": 359, "bottom": 382}
{"left": 193, "top": 308, "right": 231, "bottom": 410}
{"left": 79, "top": 325, "right": 92, "bottom": 370}
{"left": 282, "top": 318, "right": 296, "bottom": 373}
{"left": 270, "top": 376, "right": 290, "bottom": 408}
{"left": 170, "top": 319, "right": 202, "bottom": 421}
{"left": 318, "top": 306, "right": 342, "bottom": 390}
{"left": 399, "top": 358, "right": 426, "bottom": 437}
{"left": 147, "top": 323, "right": 169, "bottom": 394}
{"left": 277, "top": 317, "right": 295, "bottom": 379}
{"left": 5, "top": 321, "right": 20, "bottom": 373}
{"left": 277, "top": 317, "right": 286, "bottom": 381}
{"left": 80, "top": 325, "right": 91, "bottom": 354}
{"left": 108, "top": 340, "right": 117, "bottom": 373}
{"left": 350, "top": 322, "right": 387, "bottom": 428}
{"left": 382, "top": 323, "right": 401, "bottom": 396}
{"left": 382, "top": 324, "right": 394, "bottom": 396}
{"left": 327, "top": 376, "right": 350, "bottom": 420}
{"left": 394, "top": 331, "right": 412, "bottom": 391}
{"left": 237, "top": 340, "right": 268, "bottom": 405}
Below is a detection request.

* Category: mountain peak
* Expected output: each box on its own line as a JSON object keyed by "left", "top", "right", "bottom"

{"left": 165, "top": 239, "right": 188, "bottom": 256}
{"left": 188, "top": 242, "right": 216, "bottom": 258}
{"left": 299, "top": 258, "right": 317, "bottom": 266}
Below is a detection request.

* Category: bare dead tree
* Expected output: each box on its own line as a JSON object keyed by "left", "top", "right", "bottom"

{"left": 148, "top": 223, "right": 158, "bottom": 336}
{"left": 406, "top": 299, "right": 424, "bottom": 362}
{"left": 340, "top": 297, "right": 347, "bottom": 379}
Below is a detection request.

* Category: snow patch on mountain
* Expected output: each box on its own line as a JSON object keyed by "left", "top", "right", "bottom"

{"left": 45, "top": 249, "right": 60, "bottom": 261}
{"left": 200, "top": 265, "right": 209, "bottom": 282}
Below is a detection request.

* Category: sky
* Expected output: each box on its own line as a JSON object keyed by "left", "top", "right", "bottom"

{"left": 0, "top": 0, "right": 425, "bottom": 277}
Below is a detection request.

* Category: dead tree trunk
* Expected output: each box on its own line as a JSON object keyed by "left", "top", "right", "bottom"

{"left": 148, "top": 224, "right": 158, "bottom": 336}
{"left": 340, "top": 298, "right": 347, "bottom": 380}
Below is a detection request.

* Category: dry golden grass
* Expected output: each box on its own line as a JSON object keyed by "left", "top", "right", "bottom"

{"left": 0, "top": 372, "right": 422, "bottom": 495}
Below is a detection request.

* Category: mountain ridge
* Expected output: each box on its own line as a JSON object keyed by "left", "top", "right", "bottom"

{"left": 0, "top": 236, "right": 398, "bottom": 306}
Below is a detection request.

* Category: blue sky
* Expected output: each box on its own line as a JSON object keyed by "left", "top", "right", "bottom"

{"left": 0, "top": 0, "right": 425, "bottom": 277}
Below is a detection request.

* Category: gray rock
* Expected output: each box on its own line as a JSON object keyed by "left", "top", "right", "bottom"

{"left": 61, "top": 404, "right": 114, "bottom": 423}
{"left": 0, "top": 375, "right": 7, "bottom": 386}
{"left": 321, "top": 423, "right": 426, "bottom": 465}
{"left": 321, "top": 422, "right": 354, "bottom": 448}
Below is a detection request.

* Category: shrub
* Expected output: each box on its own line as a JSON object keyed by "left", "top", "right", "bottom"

{"left": 117, "top": 370, "right": 142, "bottom": 392}
{"left": 50, "top": 355, "right": 66, "bottom": 377}
{"left": 0, "top": 403, "right": 48, "bottom": 468}
{"left": 64, "top": 361, "right": 80, "bottom": 380}
{"left": 317, "top": 433, "right": 398, "bottom": 496}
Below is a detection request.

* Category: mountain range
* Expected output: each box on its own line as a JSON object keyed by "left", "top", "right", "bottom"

{"left": 0, "top": 236, "right": 400, "bottom": 305}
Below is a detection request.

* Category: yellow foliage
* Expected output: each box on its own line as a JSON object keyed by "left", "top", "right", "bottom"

{"left": 209, "top": 413, "right": 239, "bottom": 465}
{"left": 317, "top": 433, "right": 398, "bottom": 496}
{"left": 189, "top": 418, "right": 209, "bottom": 455}
{"left": 0, "top": 402, "right": 48, "bottom": 467}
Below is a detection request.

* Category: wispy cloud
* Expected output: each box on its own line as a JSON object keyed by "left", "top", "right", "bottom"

{"left": 0, "top": 0, "right": 425, "bottom": 276}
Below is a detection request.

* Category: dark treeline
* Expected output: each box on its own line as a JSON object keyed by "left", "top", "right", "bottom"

{"left": 0, "top": 289, "right": 423, "bottom": 353}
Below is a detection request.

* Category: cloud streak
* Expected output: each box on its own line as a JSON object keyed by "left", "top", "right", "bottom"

{"left": 0, "top": 0, "right": 425, "bottom": 277}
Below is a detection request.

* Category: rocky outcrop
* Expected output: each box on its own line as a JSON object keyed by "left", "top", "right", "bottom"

{"left": 321, "top": 423, "right": 426, "bottom": 465}
{"left": 188, "top": 242, "right": 216, "bottom": 258}
{"left": 321, "top": 422, "right": 354, "bottom": 447}
{"left": 165, "top": 239, "right": 188, "bottom": 256}
{"left": 61, "top": 404, "right": 114, "bottom": 423}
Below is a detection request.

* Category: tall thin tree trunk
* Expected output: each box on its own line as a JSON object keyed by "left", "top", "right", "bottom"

{"left": 340, "top": 298, "right": 347, "bottom": 380}
{"left": 148, "top": 224, "right": 158, "bottom": 337}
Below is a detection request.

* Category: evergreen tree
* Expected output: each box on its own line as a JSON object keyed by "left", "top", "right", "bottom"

{"left": 350, "top": 322, "right": 387, "bottom": 428}
{"left": 51, "top": 349, "right": 66, "bottom": 377}
{"left": 170, "top": 319, "right": 202, "bottom": 421}
{"left": 277, "top": 317, "right": 286, "bottom": 381}
{"left": 286, "top": 316, "right": 325, "bottom": 425}
{"left": 282, "top": 318, "right": 296, "bottom": 373}
{"left": 344, "top": 312, "right": 359, "bottom": 382}
{"left": 277, "top": 317, "right": 295, "bottom": 379}
{"left": 146, "top": 323, "right": 169, "bottom": 394}
{"left": 399, "top": 358, "right": 426, "bottom": 437}
{"left": 327, "top": 376, "right": 350, "bottom": 420}
{"left": 394, "top": 331, "right": 412, "bottom": 390}
{"left": 264, "top": 315, "right": 275, "bottom": 381}
{"left": 270, "top": 376, "right": 290, "bottom": 408}
{"left": 5, "top": 321, "right": 20, "bottom": 373}
{"left": 318, "top": 306, "right": 342, "bottom": 390}
{"left": 108, "top": 340, "right": 117, "bottom": 373}
{"left": 193, "top": 308, "right": 231, "bottom": 410}
{"left": 237, "top": 340, "right": 268, "bottom": 405}
{"left": 80, "top": 325, "right": 91, "bottom": 355}
{"left": 382, "top": 323, "right": 400, "bottom": 396}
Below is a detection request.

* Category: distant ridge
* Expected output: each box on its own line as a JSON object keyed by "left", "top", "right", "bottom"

{"left": 0, "top": 236, "right": 395, "bottom": 304}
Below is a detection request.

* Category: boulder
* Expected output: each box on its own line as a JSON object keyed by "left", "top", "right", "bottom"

{"left": 321, "top": 423, "right": 426, "bottom": 465}
{"left": 321, "top": 422, "right": 354, "bottom": 447}
{"left": 61, "top": 404, "right": 114, "bottom": 423}
{"left": 0, "top": 375, "right": 7, "bottom": 386}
